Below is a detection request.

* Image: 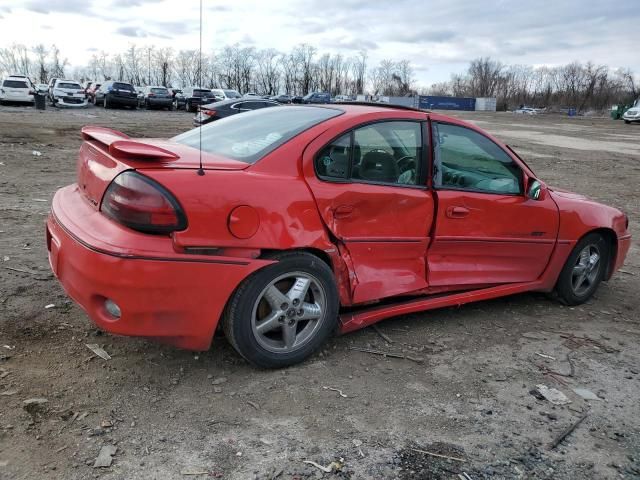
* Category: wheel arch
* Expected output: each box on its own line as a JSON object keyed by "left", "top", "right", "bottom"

{"left": 585, "top": 227, "right": 617, "bottom": 280}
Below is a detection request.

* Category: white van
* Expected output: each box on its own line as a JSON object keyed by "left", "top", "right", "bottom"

{"left": 0, "top": 77, "right": 34, "bottom": 105}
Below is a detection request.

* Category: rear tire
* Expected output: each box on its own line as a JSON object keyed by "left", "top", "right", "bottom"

{"left": 554, "top": 233, "right": 609, "bottom": 306}
{"left": 103, "top": 96, "right": 110, "bottom": 109}
{"left": 222, "top": 252, "right": 338, "bottom": 368}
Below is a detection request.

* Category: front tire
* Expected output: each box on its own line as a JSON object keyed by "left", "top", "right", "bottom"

{"left": 223, "top": 252, "right": 338, "bottom": 368}
{"left": 554, "top": 233, "right": 609, "bottom": 305}
{"left": 624, "top": 120, "right": 630, "bottom": 124}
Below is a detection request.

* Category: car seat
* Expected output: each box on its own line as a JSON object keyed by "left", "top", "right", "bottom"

{"left": 359, "top": 149, "right": 398, "bottom": 183}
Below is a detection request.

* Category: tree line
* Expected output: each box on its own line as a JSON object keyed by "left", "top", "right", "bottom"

{"left": 425, "top": 58, "right": 638, "bottom": 111}
{"left": 1, "top": 43, "right": 637, "bottom": 111}
{"left": 0, "top": 42, "right": 415, "bottom": 97}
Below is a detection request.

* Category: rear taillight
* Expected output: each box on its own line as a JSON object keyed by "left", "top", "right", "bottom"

{"left": 201, "top": 109, "right": 216, "bottom": 117}
{"left": 100, "top": 171, "right": 186, "bottom": 234}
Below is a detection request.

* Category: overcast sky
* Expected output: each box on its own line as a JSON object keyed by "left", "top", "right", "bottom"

{"left": 0, "top": 0, "right": 638, "bottom": 85}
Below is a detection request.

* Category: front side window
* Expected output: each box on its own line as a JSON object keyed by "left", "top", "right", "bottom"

{"left": 432, "top": 123, "right": 522, "bottom": 194}
{"left": 315, "top": 121, "right": 423, "bottom": 186}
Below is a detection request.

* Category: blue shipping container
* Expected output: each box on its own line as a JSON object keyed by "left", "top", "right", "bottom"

{"left": 418, "top": 96, "right": 476, "bottom": 111}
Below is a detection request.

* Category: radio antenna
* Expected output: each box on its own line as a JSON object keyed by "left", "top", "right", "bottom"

{"left": 197, "top": 0, "right": 205, "bottom": 176}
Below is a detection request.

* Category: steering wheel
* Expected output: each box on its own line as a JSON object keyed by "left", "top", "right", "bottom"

{"left": 397, "top": 155, "right": 415, "bottom": 174}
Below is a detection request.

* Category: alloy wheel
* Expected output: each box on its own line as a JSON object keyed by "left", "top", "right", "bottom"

{"left": 251, "top": 272, "right": 327, "bottom": 353}
{"left": 571, "top": 244, "right": 601, "bottom": 296}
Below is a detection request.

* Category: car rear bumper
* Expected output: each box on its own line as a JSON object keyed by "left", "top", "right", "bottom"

{"left": 107, "top": 95, "right": 138, "bottom": 106}
{"left": 47, "top": 185, "right": 270, "bottom": 350}
{"left": 147, "top": 98, "right": 173, "bottom": 106}
{"left": 0, "top": 94, "right": 33, "bottom": 103}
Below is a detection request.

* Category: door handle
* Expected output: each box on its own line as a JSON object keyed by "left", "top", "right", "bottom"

{"left": 334, "top": 205, "right": 354, "bottom": 219}
{"left": 446, "top": 206, "right": 470, "bottom": 218}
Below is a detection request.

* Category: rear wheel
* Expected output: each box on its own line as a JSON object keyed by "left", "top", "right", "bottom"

{"left": 103, "top": 96, "right": 110, "bottom": 109}
{"left": 223, "top": 252, "right": 338, "bottom": 368}
{"left": 624, "top": 120, "right": 631, "bottom": 124}
{"left": 554, "top": 233, "right": 609, "bottom": 305}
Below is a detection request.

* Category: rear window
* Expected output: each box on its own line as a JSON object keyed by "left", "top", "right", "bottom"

{"left": 113, "top": 82, "right": 134, "bottom": 91}
{"left": 224, "top": 89, "right": 241, "bottom": 98}
{"left": 3, "top": 80, "right": 28, "bottom": 88}
{"left": 173, "top": 106, "right": 342, "bottom": 164}
{"left": 151, "top": 88, "right": 168, "bottom": 94}
{"left": 57, "top": 82, "right": 82, "bottom": 89}
{"left": 193, "top": 89, "right": 210, "bottom": 97}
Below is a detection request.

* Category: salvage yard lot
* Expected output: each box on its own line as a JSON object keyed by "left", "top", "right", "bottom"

{"left": 0, "top": 106, "right": 638, "bottom": 479}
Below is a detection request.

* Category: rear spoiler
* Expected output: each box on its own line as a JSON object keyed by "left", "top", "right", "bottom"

{"left": 81, "top": 126, "right": 179, "bottom": 161}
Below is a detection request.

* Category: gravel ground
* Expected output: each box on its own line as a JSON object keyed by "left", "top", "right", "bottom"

{"left": 0, "top": 104, "right": 638, "bottom": 479}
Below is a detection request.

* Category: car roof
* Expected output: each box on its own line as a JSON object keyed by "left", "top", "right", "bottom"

{"left": 203, "top": 97, "right": 279, "bottom": 107}
{"left": 331, "top": 102, "right": 429, "bottom": 114}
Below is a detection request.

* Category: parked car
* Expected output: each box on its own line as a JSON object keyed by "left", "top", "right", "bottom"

{"left": 47, "top": 104, "right": 631, "bottom": 368}
{"left": 333, "top": 95, "right": 353, "bottom": 103}
{"left": 50, "top": 79, "right": 88, "bottom": 107}
{"left": 291, "top": 95, "right": 304, "bottom": 104}
{"left": 139, "top": 86, "right": 174, "bottom": 110}
{"left": 622, "top": 99, "right": 640, "bottom": 124}
{"left": 94, "top": 81, "right": 138, "bottom": 109}
{"left": 0, "top": 77, "right": 34, "bottom": 105}
{"left": 87, "top": 83, "right": 101, "bottom": 104}
{"left": 272, "top": 94, "right": 292, "bottom": 104}
{"left": 210, "top": 88, "right": 242, "bottom": 101}
{"left": 193, "top": 97, "right": 279, "bottom": 126}
{"left": 243, "top": 92, "right": 260, "bottom": 98}
{"left": 513, "top": 107, "right": 537, "bottom": 115}
{"left": 181, "top": 87, "right": 216, "bottom": 112}
{"left": 302, "top": 92, "right": 331, "bottom": 104}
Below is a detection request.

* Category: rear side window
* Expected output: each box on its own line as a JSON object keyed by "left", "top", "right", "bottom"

{"left": 316, "top": 121, "right": 424, "bottom": 186}
{"left": 3, "top": 80, "right": 28, "bottom": 88}
{"left": 173, "top": 106, "right": 342, "bottom": 164}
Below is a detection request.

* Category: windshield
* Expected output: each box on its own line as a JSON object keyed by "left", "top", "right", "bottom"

{"left": 173, "top": 106, "right": 342, "bottom": 164}
{"left": 57, "top": 82, "right": 82, "bottom": 89}
{"left": 224, "top": 90, "right": 241, "bottom": 98}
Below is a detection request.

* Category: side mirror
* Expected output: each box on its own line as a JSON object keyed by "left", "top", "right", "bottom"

{"left": 527, "top": 179, "right": 547, "bottom": 201}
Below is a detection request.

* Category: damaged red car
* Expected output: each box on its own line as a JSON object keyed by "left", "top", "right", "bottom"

{"left": 46, "top": 104, "right": 631, "bottom": 367}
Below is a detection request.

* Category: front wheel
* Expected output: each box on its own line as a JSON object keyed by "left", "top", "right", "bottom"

{"left": 624, "top": 120, "right": 630, "bottom": 124}
{"left": 554, "top": 233, "right": 609, "bottom": 305}
{"left": 222, "top": 252, "right": 338, "bottom": 368}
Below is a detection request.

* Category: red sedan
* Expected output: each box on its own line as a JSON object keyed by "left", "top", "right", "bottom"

{"left": 47, "top": 104, "right": 631, "bottom": 367}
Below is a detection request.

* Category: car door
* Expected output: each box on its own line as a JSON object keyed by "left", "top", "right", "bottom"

{"left": 428, "top": 120, "right": 559, "bottom": 287}
{"left": 304, "top": 118, "right": 434, "bottom": 304}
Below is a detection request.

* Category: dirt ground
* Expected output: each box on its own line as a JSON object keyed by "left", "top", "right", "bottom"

{"left": 0, "top": 104, "right": 638, "bottom": 480}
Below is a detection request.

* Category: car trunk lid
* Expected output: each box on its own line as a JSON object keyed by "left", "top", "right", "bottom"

{"left": 77, "top": 126, "right": 249, "bottom": 210}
